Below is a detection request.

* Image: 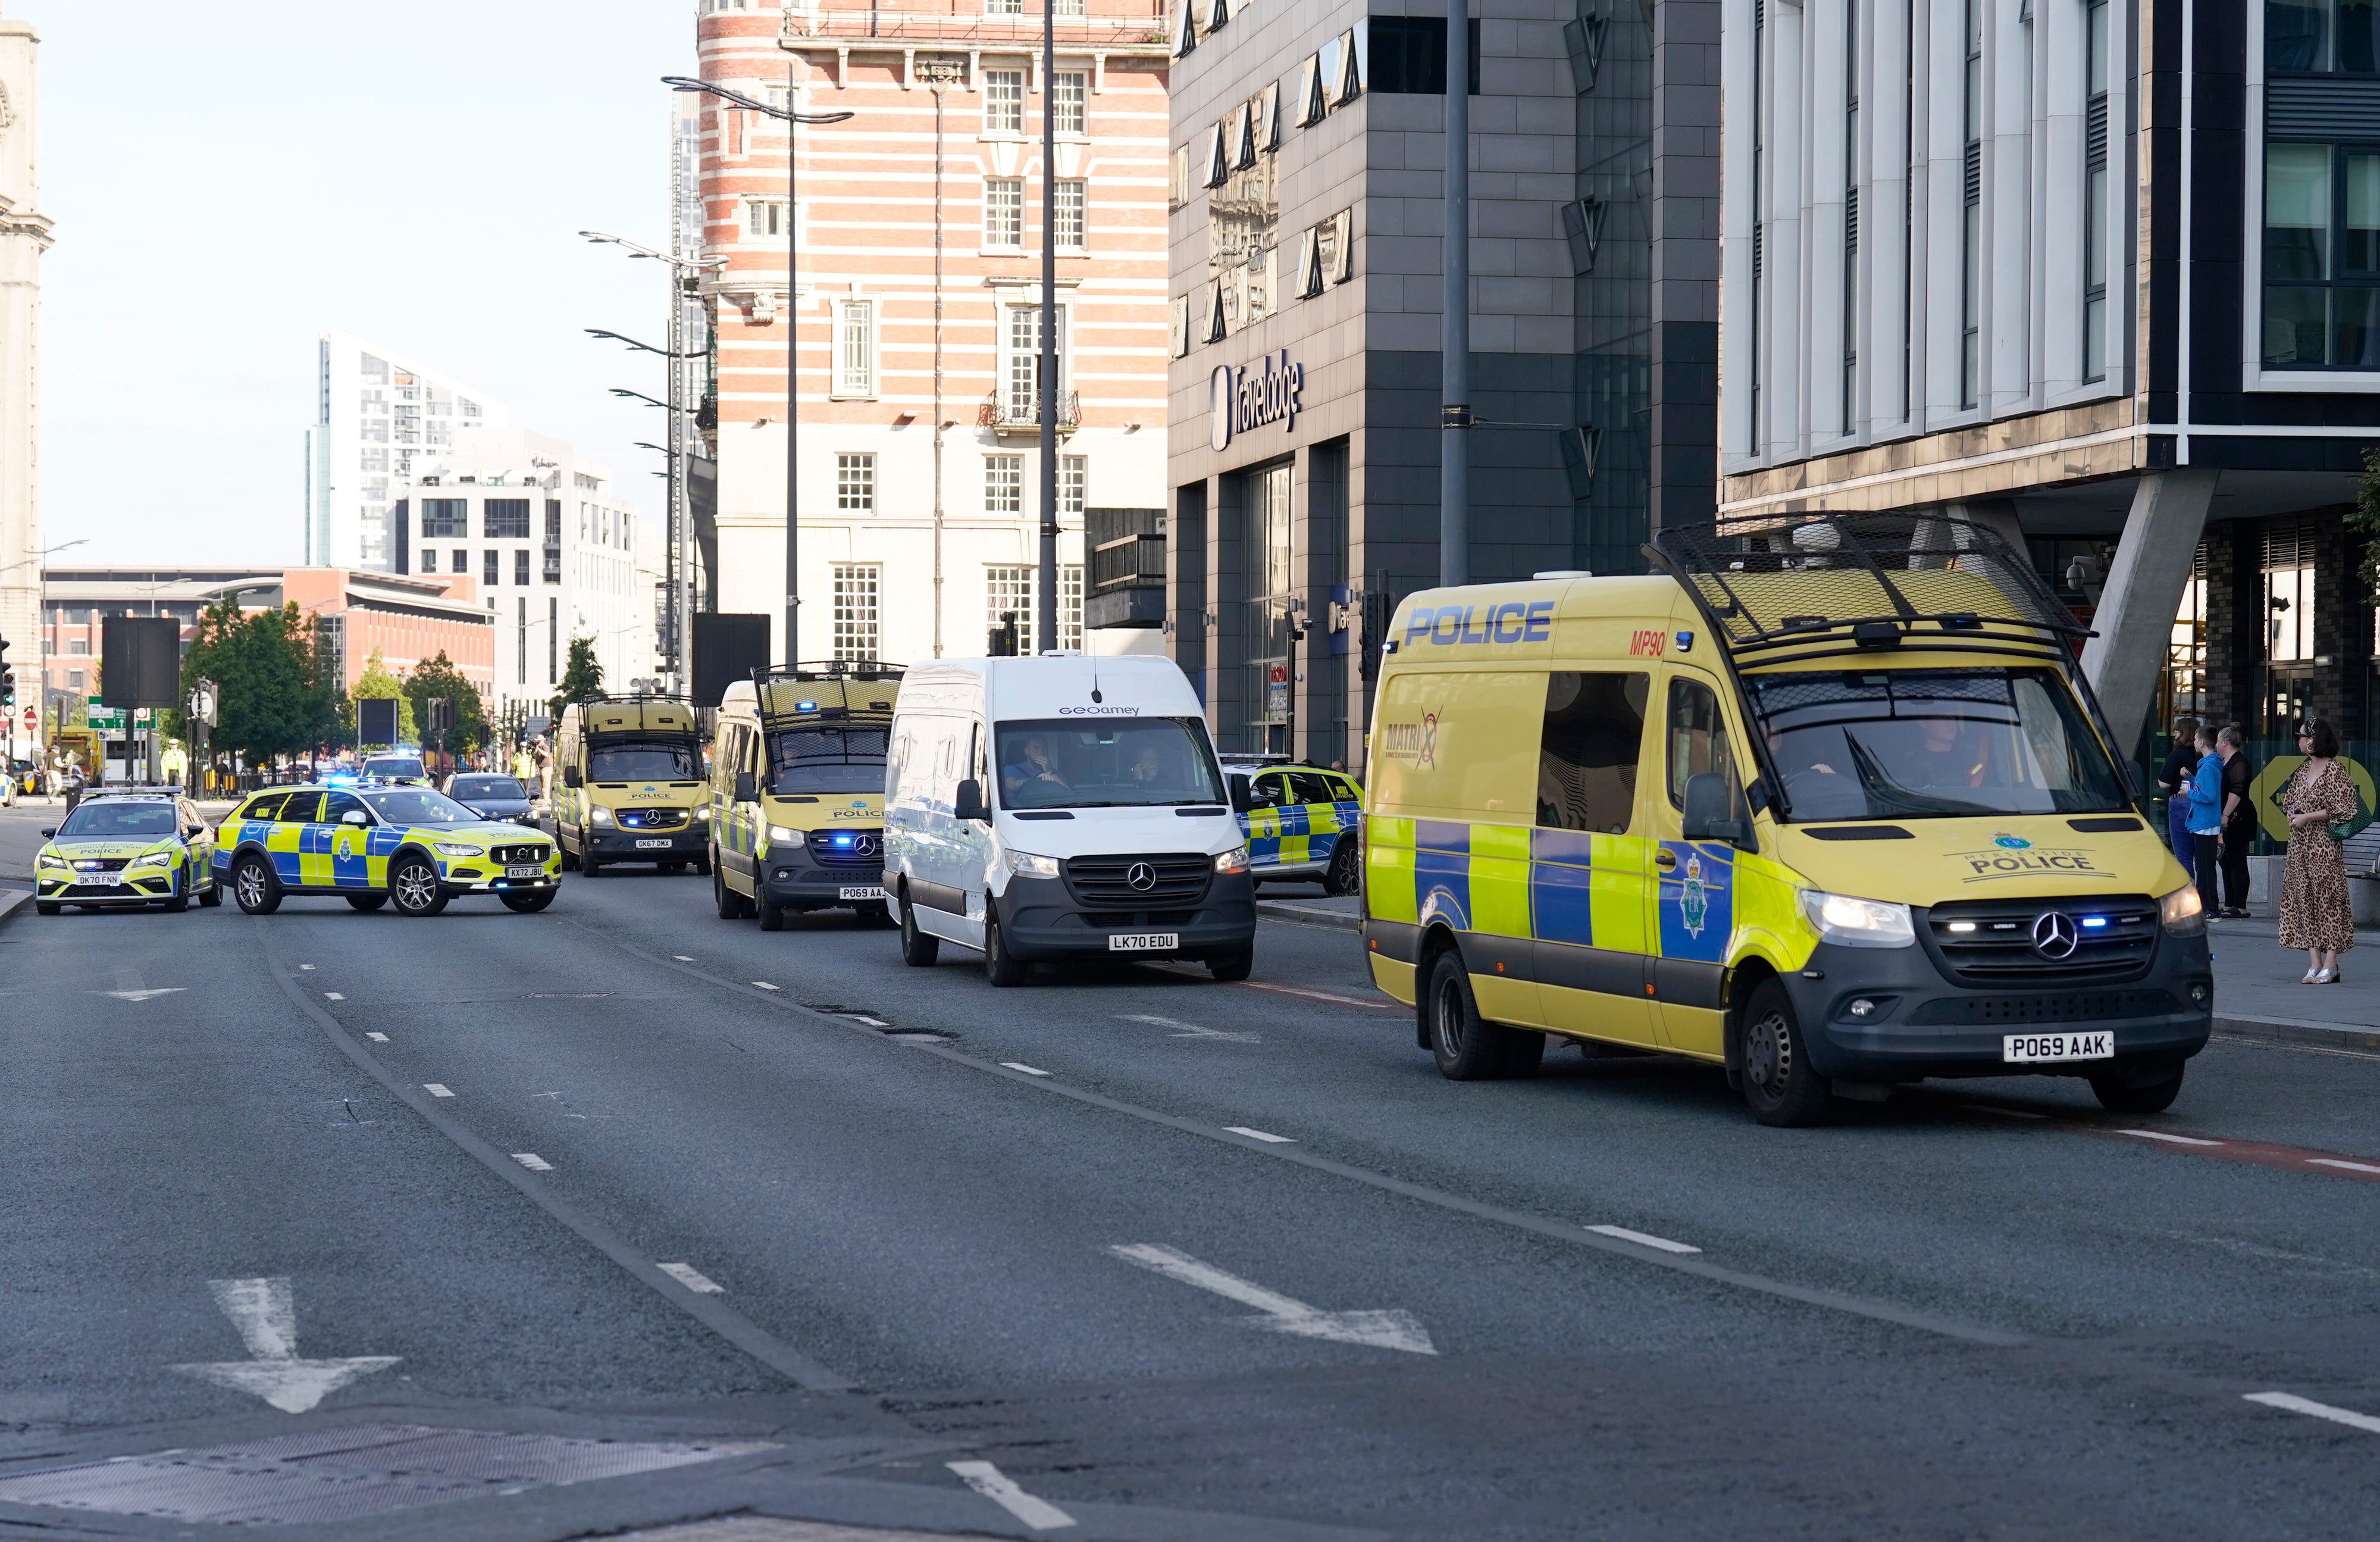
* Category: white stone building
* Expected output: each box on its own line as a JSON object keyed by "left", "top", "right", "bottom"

{"left": 0, "top": 4, "right": 49, "bottom": 758}
{"left": 391, "top": 425, "right": 652, "bottom": 718}
{"left": 305, "top": 329, "right": 511, "bottom": 572}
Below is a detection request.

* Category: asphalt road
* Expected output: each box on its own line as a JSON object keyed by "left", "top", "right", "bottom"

{"left": 4, "top": 803, "right": 2380, "bottom": 1540}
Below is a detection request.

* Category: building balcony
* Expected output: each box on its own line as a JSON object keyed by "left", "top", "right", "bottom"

{"left": 781, "top": 5, "right": 1173, "bottom": 48}
{"left": 979, "top": 390, "right": 1079, "bottom": 438}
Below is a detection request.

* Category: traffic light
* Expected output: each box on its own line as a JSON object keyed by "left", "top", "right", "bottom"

{"left": 1, "top": 634, "right": 14, "bottom": 707}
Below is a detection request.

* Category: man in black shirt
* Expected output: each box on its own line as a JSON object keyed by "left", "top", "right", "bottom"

{"left": 2214, "top": 725, "right": 2255, "bottom": 917}
{"left": 2156, "top": 717, "right": 2200, "bottom": 883}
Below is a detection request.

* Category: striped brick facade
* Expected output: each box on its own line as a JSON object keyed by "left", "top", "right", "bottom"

{"left": 694, "top": 0, "right": 1173, "bottom": 664}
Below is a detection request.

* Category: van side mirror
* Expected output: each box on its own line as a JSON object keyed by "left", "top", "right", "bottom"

{"left": 1228, "top": 776, "right": 1253, "bottom": 814}
{"left": 953, "top": 777, "right": 989, "bottom": 822}
{"left": 38, "top": 827, "right": 53, "bottom": 838}
{"left": 563, "top": 765, "right": 583, "bottom": 789}
{"left": 733, "top": 770, "right": 757, "bottom": 804}
{"left": 1680, "top": 772, "right": 1756, "bottom": 850}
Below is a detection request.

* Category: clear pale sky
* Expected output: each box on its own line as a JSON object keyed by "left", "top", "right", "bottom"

{"left": 32, "top": 1, "right": 691, "bottom": 567}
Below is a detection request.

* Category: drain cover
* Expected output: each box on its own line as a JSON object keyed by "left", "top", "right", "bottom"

{"left": 0, "top": 1424, "right": 775, "bottom": 1526}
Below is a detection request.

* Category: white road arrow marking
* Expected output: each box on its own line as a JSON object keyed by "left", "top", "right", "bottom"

{"left": 170, "top": 1277, "right": 400, "bottom": 1413}
{"left": 947, "top": 1460, "right": 1076, "bottom": 1530}
{"left": 1108, "top": 1243, "right": 1436, "bottom": 1355}
{"left": 96, "top": 988, "right": 187, "bottom": 1002}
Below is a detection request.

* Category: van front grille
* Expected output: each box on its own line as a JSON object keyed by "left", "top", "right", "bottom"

{"left": 1923, "top": 895, "right": 2159, "bottom": 984}
{"left": 807, "top": 829, "right": 882, "bottom": 865}
{"left": 490, "top": 844, "right": 549, "bottom": 865}
{"left": 1064, "top": 852, "right": 1212, "bottom": 908}
{"left": 616, "top": 807, "right": 686, "bottom": 830}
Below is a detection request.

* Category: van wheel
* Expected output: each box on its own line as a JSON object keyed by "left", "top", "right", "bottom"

{"left": 757, "top": 893, "right": 788, "bottom": 932}
{"left": 1323, "top": 837, "right": 1361, "bottom": 897}
{"left": 1426, "top": 947, "right": 1532, "bottom": 1080}
{"left": 899, "top": 892, "right": 940, "bottom": 966}
{"left": 984, "top": 909, "right": 1029, "bottom": 987}
{"left": 1207, "top": 951, "right": 1254, "bottom": 982}
{"left": 233, "top": 854, "right": 281, "bottom": 915}
{"left": 2090, "top": 1064, "right": 2186, "bottom": 1115}
{"left": 346, "top": 893, "right": 389, "bottom": 912}
{"left": 694, "top": 848, "right": 712, "bottom": 877}
{"left": 199, "top": 872, "right": 223, "bottom": 907}
{"left": 559, "top": 840, "right": 579, "bottom": 872}
{"left": 1740, "top": 978, "right": 1831, "bottom": 1127}
{"left": 581, "top": 856, "right": 602, "bottom": 878}
{"left": 162, "top": 872, "right": 191, "bottom": 913}
{"left": 712, "top": 862, "right": 750, "bottom": 920}
{"left": 389, "top": 855, "right": 449, "bottom": 917}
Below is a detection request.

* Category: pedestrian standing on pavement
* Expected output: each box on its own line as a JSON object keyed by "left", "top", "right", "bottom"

{"left": 2157, "top": 716, "right": 2200, "bottom": 884}
{"left": 2216, "top": 724, "right": 2257, "bottom": 917}
{"left": 2186, "top": 725, "right": 2225, "bottom": 919}
{"left": 2278, "top": 718, "right": 2357, "bottom": 984}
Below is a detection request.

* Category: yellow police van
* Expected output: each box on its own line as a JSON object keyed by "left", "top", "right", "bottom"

{"left": 1363, "top": 514, "right": 2212, "bottom": 1125}
{"left": 552, "top": 695, "right": 710, "bottom": 876}
{"left": 708, "top": 662, "right": 901, "bottom": 931}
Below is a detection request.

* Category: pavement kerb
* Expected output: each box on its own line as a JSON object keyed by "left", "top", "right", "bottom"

{"left": 1255, "top": 897, "right": 1362, "bottom": 931}
{"left": 0, "top": 887, "right": 28, "bottom": 925}
{"left": 2213, "top": 1013, "right": 2380, "bottom": 1053}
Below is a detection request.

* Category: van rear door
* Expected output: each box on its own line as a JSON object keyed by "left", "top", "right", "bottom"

{"left": 1530, "top": 669, "right": 1658, "bottom": 1049}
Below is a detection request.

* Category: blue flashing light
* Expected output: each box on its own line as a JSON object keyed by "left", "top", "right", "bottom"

{"left": 833, "top": 834, "right": 854, "bottom": 846}
{"left": 796, "top": 700, "right": 818, "bottom": 711}
{"left": 2081, "top": 917, "right": 2108, "bottom": 928}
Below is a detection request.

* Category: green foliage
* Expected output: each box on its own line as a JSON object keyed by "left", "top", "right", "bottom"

{"left": 348, "top": 648, "right": 417, "bottom": 747}
{"left": 405, "top": 650, "right": 488, "bottom": 753}
{"left": 549, "top": 637, "right": 605, "bottom": 721}
{"left": 2354, "top": 448, "right": 2380, "bottom": 600}
{"left": 176, "top": 600, "right": 343, "bottom": 762}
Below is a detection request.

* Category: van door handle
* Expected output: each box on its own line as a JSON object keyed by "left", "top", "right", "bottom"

{"left": 1655, "top": 850, "right": 1678, "bottom": 869}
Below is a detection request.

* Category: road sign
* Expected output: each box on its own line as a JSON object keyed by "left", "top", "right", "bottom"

{"left": 87, "top": 697, "right": 125, "bottom": 732}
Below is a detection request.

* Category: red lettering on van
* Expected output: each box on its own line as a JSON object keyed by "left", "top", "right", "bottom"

{"left": 1628, "top": 629, "right": 1667, "bottom": 657}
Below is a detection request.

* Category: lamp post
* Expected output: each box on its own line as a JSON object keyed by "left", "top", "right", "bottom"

{"left": 663, "top": 74, "right": 854, "bottom": 668}
{"left": 1036, "top": 1, "right": 1059, "bottom": 657}
{"left": 580, "top": 233, "right": 725, "bottom": 696}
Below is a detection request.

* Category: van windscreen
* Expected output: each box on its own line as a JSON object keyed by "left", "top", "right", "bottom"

{"left": 769, "top": 727, "right": 887, "bottom": 795}
{"left": 589, "top": 740, "right": 699, "bottom": 782}
{"left": 1746, "top": 667, "right": 2130, "bottom": 821}
{"left": 995, "top": 717, "right": 1225, "bottom": 809}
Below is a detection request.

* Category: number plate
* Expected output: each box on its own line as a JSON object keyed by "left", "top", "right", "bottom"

{"left": 839, "top": 885, "right": 886, "bottom": 901}
{"left": 2003, "top": 1031, "right": 2115, "bottom": 1064}
{"left": 83, "top": 873, "right": 120, "bottom": 887}
{"left": 505, "top": 864, "right": 545, "bottom": 879}
{"left": 1107, "top": 932, "right": 1179, "bottom": 952}
{"left": 634, "top": 838, "right": 672, "bottom": 849}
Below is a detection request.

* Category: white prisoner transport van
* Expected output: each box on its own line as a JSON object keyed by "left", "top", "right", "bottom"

{"left": 884, "top": 654, "right": 1258, "bottom": 986}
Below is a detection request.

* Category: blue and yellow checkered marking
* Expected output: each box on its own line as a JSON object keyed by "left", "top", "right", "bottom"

{"left": 1242, "top": 797, "right": 1361, "bottom": 871}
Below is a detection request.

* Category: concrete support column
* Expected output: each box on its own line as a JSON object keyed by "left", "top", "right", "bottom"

{"left": 1946, "top": 499, "right": 2028, "bottom": 554}
{"left": 2081, "top": 469, "right": 2221, "bottom": 756}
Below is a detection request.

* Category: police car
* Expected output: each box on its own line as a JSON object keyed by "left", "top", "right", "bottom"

{"left": 33, "top": 789, "right": 222, "bottom": 914}
{"left": 213, "top": 780, "right": 562, "bottom": 917}
{"left": 1222, "top": 757, "right": 1364, "bottom": 894}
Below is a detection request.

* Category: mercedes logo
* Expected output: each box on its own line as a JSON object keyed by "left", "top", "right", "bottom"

{"left": 1127, "top": 861, "right": 1157, "bottom": 891}
{"left": 2031, "top": 911, "right": 2080, "bottom": 959}
{"left": 854, "top": 834, "right": 878, "bottom": 856}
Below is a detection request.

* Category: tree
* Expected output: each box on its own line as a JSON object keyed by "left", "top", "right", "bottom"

{"left": 177, "top": 599, "right": 342, "bottom": 763}
{"left": 2352, "top": 448, "right": 2380, "bottom": 599}
{"left": 349, "top": 648, "right": 417, "bottom": 747}
{"left": 405, "top": 650, "right": 487, "bottom": 756}
{"left": 550, "top": 637, "right": 604, "bottom": 720}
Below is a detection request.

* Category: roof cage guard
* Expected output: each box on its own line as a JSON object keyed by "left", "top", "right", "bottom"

{"left": 570, "top": 690, "right": 696, "bottom": 709}
{"left": 751, "top": 659, "right": 907, "bottom": 686}
{"left": 750, "top": 661, "right": 903, "bottom": 741}
{"left": 1647, "top": 512, "right": 2089, "bottom": 665}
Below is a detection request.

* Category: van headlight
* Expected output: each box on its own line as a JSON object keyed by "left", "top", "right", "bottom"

{"left": 1214, "top": 844, "right": 1251, "bottom": 875}
{"left": 2158, "top": 883, "right": 2206, "bottom": 937}
{"left": 1006, "top": 849, "right": 1061, "bottom": 878}
{"left": 37, "top": 851, "right": 68, "bottom": 869}
{"left": 130, "top": 850, "right": 174, "bottom": 868}
{"left": 768, "top": 824, "right": 800, "bottom": 846}
{"left": 588, "top": 806, "right": 615, "bottom": 827}
{"left": 694, "top": 805, "right": 712, "bottom": 821}
{"left": 1799, "top": 889, "right": 1915, "bottom": 949}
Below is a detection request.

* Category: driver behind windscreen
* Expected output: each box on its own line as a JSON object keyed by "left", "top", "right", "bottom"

{"left": 1911, "top": 714, "right": 1984, "bottom": 790}
{"left": 1001, "top": 734, "right": 1072, "bottom": 799}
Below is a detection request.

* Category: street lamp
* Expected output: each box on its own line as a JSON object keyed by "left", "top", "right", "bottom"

{"left": 662, "top": 74, "right": 855, "bottom": 668}
{"left": 580, "top": 232, "right": 725, "bottom": 696}
{"left": 587, "top": 328, "right": 702, "bottom": 359}
{"left": 610, "top": 387, "right": 672, "bottom": 411}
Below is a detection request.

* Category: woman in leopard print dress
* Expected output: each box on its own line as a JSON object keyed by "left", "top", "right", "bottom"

{"left": 2277, "top": 719, "right": 2358, "bottom": 983}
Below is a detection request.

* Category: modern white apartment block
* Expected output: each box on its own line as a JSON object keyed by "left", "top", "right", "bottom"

{"left": 693, "top": 0, "right": 1173, "bottom": 666}
{"left": 390, "top": 425, "right": 650, "bottom": 717}
{"left": 305, "top": 329, "right": 511, "bottom": 573}
{"left": 0, "top": 4, "right": 49, "bottom": 693}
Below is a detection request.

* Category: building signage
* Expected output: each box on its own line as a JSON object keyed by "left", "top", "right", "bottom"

{"left": 1208, "top": 349, "right": 1304, "bottom": 453}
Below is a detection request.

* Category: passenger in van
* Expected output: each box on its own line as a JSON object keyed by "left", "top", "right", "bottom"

{"left": 1002, "top": 734, "right": 1073, "bottom": 799}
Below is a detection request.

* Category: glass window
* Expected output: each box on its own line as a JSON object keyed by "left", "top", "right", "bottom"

{"left": 748, "top": 200, "right": 785, "bottom": 237}
{"left": 985, "top": 455, "right": 1023, "bottom": 516}
{"left": 361, "top": 787, "right": 481, "bottom": 825}
{"left": 2269, "top": 0, "right": 2379, "bottom": 70}
{"left": 483, "top": 499, "right": 530, "bottom": 539}
{"left": 1743, "top": 667, "right": 2130, "bottom": 820}
{"left": 421, "top": 549, "right": 440, "bottom": 574}
{"left": 984, "top": 177, "right": 1023, "bottom": 248}
{"left": 1539, "top": 671, "right": 1649, "bottom": 834}
{"left": 2263, "top": 142, "right": 2380, "bottom": 367}
{"left": 984, "top": 69, "right": 1025, "bottom": 135}
{"left": 57, "top": 800, "right": 179, "bottom": 838}
{"left": 833, "top": 563, "right": 881, "bottom": 661}
{"left": 1055, "top": 70, "right": 1087, "bottom": 134}
{"left": 484, "top": 549, "right": 500, "bottom": 587}
{"left": 587, "top": 741, "right": 701, "bottom": 782}
{"left": 2084, "top": 0, "right": 2111, "bottom": 381}
{"left": 322, "top": 791, "right": 370, "bottom": 824}
{"left": 1055, "top": 180, "right": 1086, "bottom": 252}
{"left": 766, "top": 722, "right": 890, "bottom": 795}
{"left": 237, "top": 792, "right": 291, "bottom": 822}
{"left": 1062, "top": 454, "right": 1086, "bottom": 518}
{"left": 1286, "top": 770, "right": 1337, "bottom": 805}
{"left": 277, "top": 793, "right": 325, "bottom": 825}
{"left": 994, "top": 717, "right": 1226, "bottom": 808}
{"left": 836, "top": 300, "right": 875, "bottom": 395}
{"left": 514, "top": 549, "right": 531, "bottom": 586}
{"left": 421, "top": 498, "right": 468, "bottom": 537}
{"left": 452, "top": 548, "right": 466, "bottom": 573}
{"left": 444, "top": 777, "right": 524, "bottom": 801}
{"left": 987, "top": 564, "right": 1034, "bottom": 651}
{"left": 1665, "top": 677, "right": 1742, "bottom": 812}
{"left": 1248, "top": 771, "right": 1291, "bottom": 808}
{"left": 838, "top": 453, "right": 876, "bottom": 511}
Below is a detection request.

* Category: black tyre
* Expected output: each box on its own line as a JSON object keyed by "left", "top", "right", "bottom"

{"left": 2090, "top": 1064, "right": 2186, "bottom": 1115}
{"left": 659, "top": 861, "right": 686, "bottom": 874}
{"left": 34, "top": 901, "right": 58, "bottom": 916}
{"left": 198, "top": 871, "right": 223, "bottom": 907}
{"left": 388, "top": 854, "right": 449, "bottom": 917}
{"left": 712, "top": 861, "right": 751, "bottom": 920}
{"left": 501, "top": 889, "right": 557, "bottom": 913}
{"left": 1208, "top": 950, "right": 1254, "bottom": 982}
{"left": 1425, "top": 947, "right": 1529, "bottom": 1080}
{"left": 162, "top": 872, "right": 190, "bottom": 913}
{"left": 581, "top": 856, "right": 603, "bottom": 878}
{"left": 233, "top": 854, "right": 282, "bottom": 915}
{"left": 857, "top": 902, "right": 895, "bottom": 928}
{"left": 1739, "top": 977, "right": 1832, "bottom": 1127}
{"left": 899, "top": 891, "right": 940, "bottom": 967}
{"left": 694, "top": 848, "right": 713, "bottom": 876}
{"left": 757, "top": 893, "right": 787, "bottom": 932}
{"left": 1323, "top": 836, "right": 1361, "bottom": 897}
{"left": 984, "top": 908, "right": 1028, "bottom": 987}
{"left": 346, "top": 893, "right": 389, "bottom": 912}
{"left": 559, "top": 840, "right": 579, "bottom": 872}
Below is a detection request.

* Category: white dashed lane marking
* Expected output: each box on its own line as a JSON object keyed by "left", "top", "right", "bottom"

{"left": 1587, "top": 1224, "right": 1703, "bottom": 1255}
{"left": 1224, "top": 1126, "right": 1294, "bottom": 1143}
{"left": 672, "top": 955, "right": 696, "bottom": 961}
{"left": 512, "top": 1153, "right": 553, "bottom": 1172}
{"left": 2119, "top": 1129, "right": 2224, "bottom": 1147}
{"left": 947, "top": 1460, "right": 1077, "bottom": 1531}
{"left": 364, "top": 1032, "right": 389, "bottom": 1043}
{"left": 751, "top": 981, "right": 780, "bottom": 991}
{"left": 1000, "top": 1062, "right": 1052, "bottom": 1077}
{"left": 2311, "top": 1158, "right": 2380, "bottom": 1176}
{"left": 657, "top": 1262, "right": 724, "bottom": 1294}
{"left": 322, "top": 993, "right": 344, "bottom": 1001}
{"left": 2245, "top": 1391, "right": 2380, "bottom": 1435}
{"left": 423, "top": 1084, "right": 454, "bottom": 1098}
